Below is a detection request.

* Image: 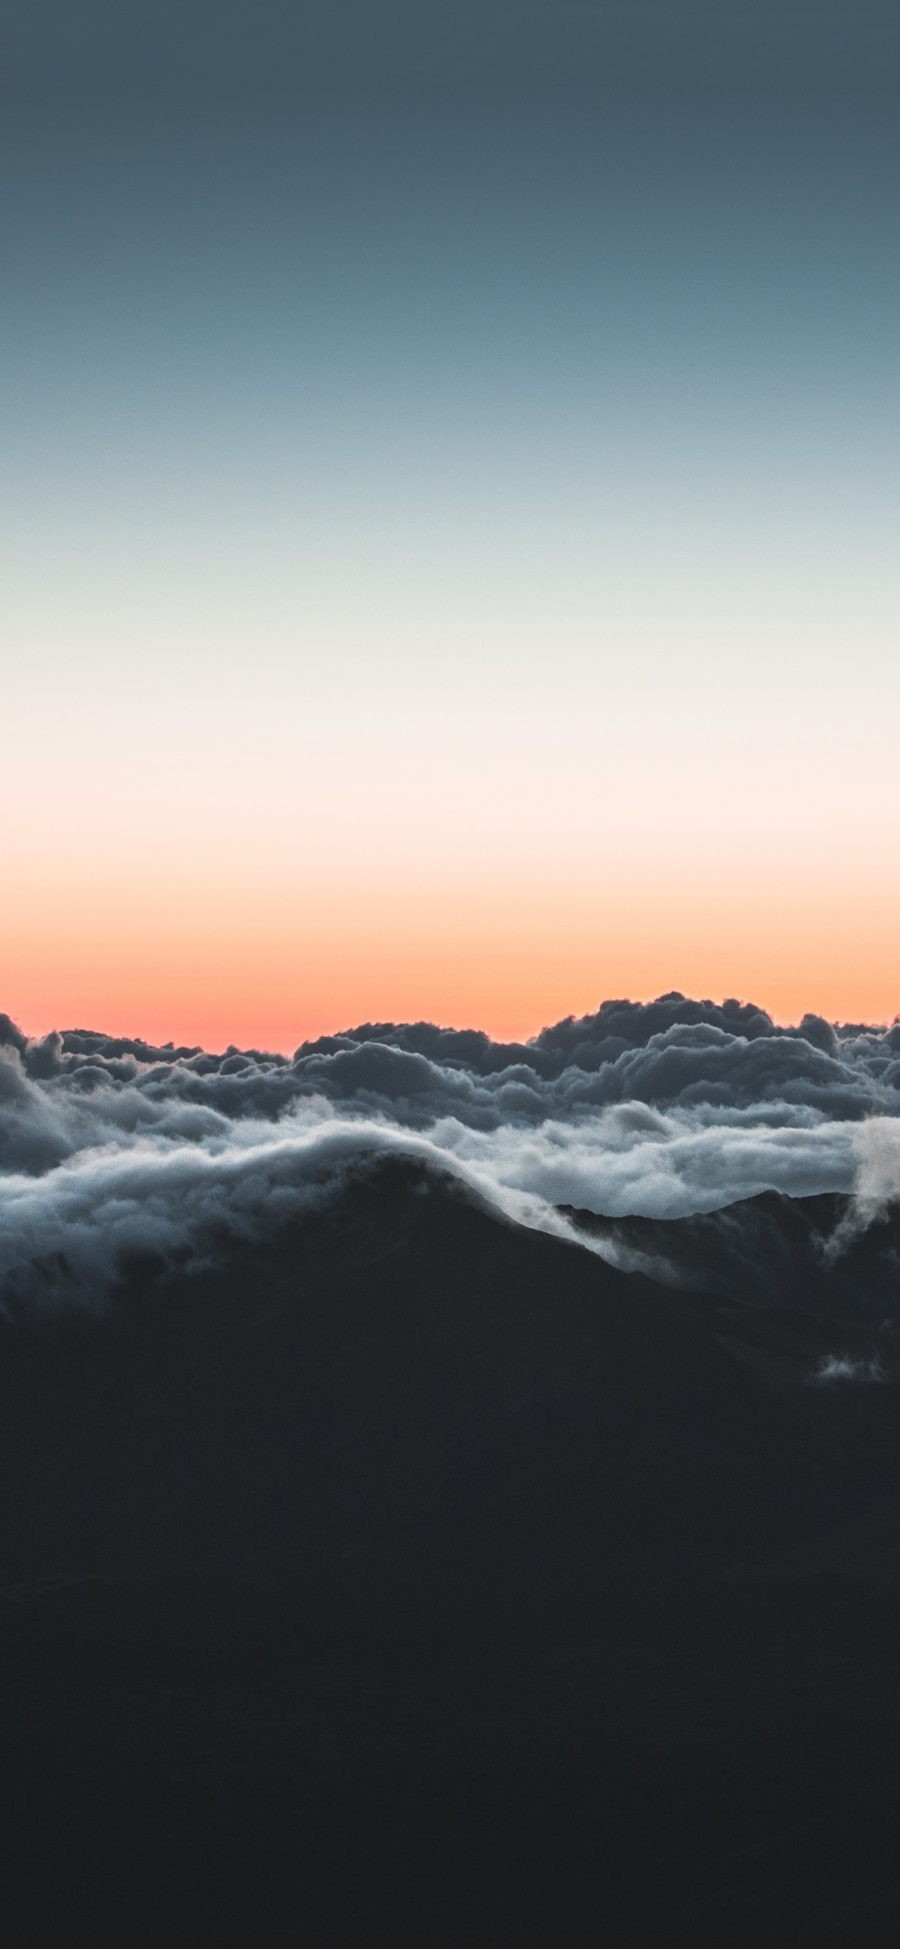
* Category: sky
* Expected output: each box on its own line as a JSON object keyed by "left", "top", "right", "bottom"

{"left": 3, "top": 1, "right": 899, "bottom": 1050}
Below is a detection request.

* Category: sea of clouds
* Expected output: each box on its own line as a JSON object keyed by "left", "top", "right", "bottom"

{"left": 2, "top": 994, "right": 900, "bottom": 1302}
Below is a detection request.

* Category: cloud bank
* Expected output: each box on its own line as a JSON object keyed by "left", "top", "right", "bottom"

{"left": 2, "top": 993, "right": 899, "bottom": 1302}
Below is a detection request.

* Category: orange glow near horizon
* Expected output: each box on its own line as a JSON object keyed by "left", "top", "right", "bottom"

{"left": 5, "top": 883, "right": 898, "bottom": 1053}
{"left": 5, "top": 496, "right": 898, "bottom": 1055}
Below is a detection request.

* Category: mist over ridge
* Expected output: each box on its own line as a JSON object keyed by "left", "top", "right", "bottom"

{"left": 2, "top": 991, "right": 900, "bottom": 1303}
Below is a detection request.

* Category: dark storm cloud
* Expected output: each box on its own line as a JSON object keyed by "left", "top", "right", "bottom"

{"left": 1, "top": 995, "right": 899, "bottom": 1302}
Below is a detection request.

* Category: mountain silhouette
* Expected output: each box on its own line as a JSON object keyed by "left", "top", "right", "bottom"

{"left": 4, "top": 1157, "right": 900, "bottom": 1942}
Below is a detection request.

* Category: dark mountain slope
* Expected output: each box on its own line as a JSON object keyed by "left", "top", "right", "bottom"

{"left": 3, "top": 1158, "right": 900, "bottom": 1944}
{"left": 566, "top": 1188, "right": 900, "bottom": 1324}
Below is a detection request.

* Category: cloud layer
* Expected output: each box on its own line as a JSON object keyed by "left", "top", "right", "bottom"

{"left": 2, "top": 994, "right": 899, "bottom": 1302}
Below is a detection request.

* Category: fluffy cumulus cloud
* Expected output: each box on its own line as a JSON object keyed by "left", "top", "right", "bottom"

{"left": 1, "top": 994, "right": 900, "bottom": 1303}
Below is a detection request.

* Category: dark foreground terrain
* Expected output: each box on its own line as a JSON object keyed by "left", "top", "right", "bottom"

{"left": 4, "top": 1159, "right": 900, "bottom": 1943}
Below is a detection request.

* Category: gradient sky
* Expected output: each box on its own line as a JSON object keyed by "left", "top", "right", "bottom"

{"left": 3, "top": 1, "right": 899, "bottom": 1049}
